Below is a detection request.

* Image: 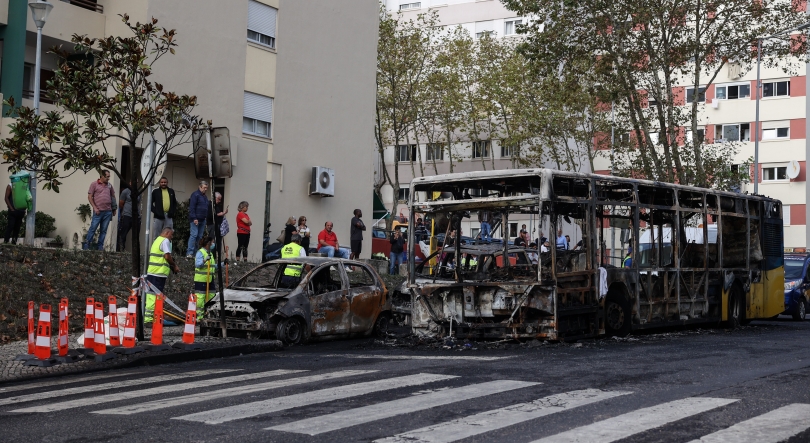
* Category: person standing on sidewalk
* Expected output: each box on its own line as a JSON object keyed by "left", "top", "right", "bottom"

{"left": 206, "top": 192, "right": 228, "bottom": 239}
{"left": 150, "top": 177, "right": 177, "bottom": 241}
{"left": 187, "top": 181, "right": 210, "bottom": 258}
{"left": 3, "top": 182, "right": 25, "bottom": 244}
{"left": 145, "top": 227, "right": 180, "bottom": 323}
{"left": 117, "top": 181, "right": 141, "bottom": 251}
{"left": 235, "top": 201, "right": 252, "bottom": 263}
{"left": 85, "top": 170, "right": 117, "bottom": 250}
{"left": 350, "top": 209, "right": 366, "bottom": 259}
{"left": 193, "top": 235, "right": 219, "bottom": 320}
{"left": 389, "top": 230, "right": 406, "bottom": 275}
{"left": 297, "top": 216, "right": 311, "bottom": 254}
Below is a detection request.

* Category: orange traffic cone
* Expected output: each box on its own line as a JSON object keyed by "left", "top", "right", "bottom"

{"left": 80, "top": 297, "right": 96, "bottom": 355}
{"left": 94, "top": 302, "right": 116, "bottom": 362}
{"left": 25, "top": 304, "right": 58, "bottom": 367}
{"left": 108, "top": 296, "right": 121, "bottom": 347}
{"left": 146, "top": 293, "right": 170, "bottom": 351}
{"left": 114, "top": 294, "right": 144, "bottom": 355}
{"left": 14, "top": 301, "right": 36, "bottom": 361}
{"left": 55, "top": 299, "right": 80, "bottom": 364}
{"left": 173, "top": 294, "right": 202, "bottom": 350}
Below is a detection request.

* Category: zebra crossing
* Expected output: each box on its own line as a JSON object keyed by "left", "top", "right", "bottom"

{"left": 3, "top": 367, "right": 809, "bottom": 442}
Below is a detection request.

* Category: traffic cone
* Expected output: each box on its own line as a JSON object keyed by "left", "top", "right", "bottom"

{"left": 107, "top": 296, "right": 121, "bottom": 347}
{"left": 93, "top": 302, "right": 115, "bottom": 362}
{"left": 146, "top": 293, "right": 170, "bottom": 351}
{"left": 14, "top": 301, "right": 36, "bottom": 361}
{"left": 79, "top": 297, "right": 96, "bottom": 355}
{"left": 113, "top": 293, "right": 143, "bottom": 355}
{"left": 25, "top": 304, "right": 58, "bottom": 367}
{"left": 173, "top": 294, "right": 202, "bottom": 350}
{"left": 55, "top": 299, "right": 80, "bottom": 364}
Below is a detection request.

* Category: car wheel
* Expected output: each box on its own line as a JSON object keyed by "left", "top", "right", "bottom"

{"left": 724, "top": 288, "right": 745, "bottom": 328}
{"left": 373, "top": 313, "right": 391, "bottom": 338}
{"left": 605, "top": 293, "right": 631, "bottom": 337}
{"left": 276, "top": 317, "right": 305, "bottom": 345}
{"left": 792, "top": 299, "right": 807, "bottom": 321}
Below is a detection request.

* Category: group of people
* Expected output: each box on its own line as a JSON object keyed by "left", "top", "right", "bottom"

{"left": 279, "top": 209, "right": 367, "bottom": 260}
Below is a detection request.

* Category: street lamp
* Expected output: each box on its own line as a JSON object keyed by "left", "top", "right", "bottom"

{"left": 753, "top": 21, "right": 810, "bottom": 194}
{"left": 24, "top": 0, "right": 53, "bottom": 246}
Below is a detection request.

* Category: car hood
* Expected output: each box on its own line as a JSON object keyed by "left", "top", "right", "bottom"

{"left": 209, "top": 288, "right": 293, "bottom": 303}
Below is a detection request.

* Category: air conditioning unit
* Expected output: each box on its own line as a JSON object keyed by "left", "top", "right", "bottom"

{"left": 310, "top": 166, "right": 335, "bottom": 197}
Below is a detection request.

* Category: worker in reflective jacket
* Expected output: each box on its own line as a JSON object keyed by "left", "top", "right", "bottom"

{"left": 194, "top": 235, "right": 220, "bottom": 320}
{"left": 281, "top": 234, "right": 306, "bottom": 287}
{"left": 145, "top": 227, "right": 180, "bottom": 323}
{"left": 622, "top": 247, "right": 633, "bottom": 268}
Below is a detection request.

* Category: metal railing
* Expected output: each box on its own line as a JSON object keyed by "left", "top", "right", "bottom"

{"left": 61, "top": 0, "right": 103, "bottom": 14}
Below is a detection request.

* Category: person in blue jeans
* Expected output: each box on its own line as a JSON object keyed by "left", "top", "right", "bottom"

{"left": 84, "top": 170, "right": 117, "bottom": 250}
{"left": 389, "top": 230, "right": 406, "bottom": 275}
{"left": 187, "top": 181, "right": 210, "bottom": 258}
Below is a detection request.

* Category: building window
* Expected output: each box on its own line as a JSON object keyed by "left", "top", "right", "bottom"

{"left": 762, "top": 166, "right": 788, "bottom": 181}
{"left": 501, "top": 143, "right": 515, "bottom": 158}
{"left": 397, "top": 145, "right": 417, "bottom": 162}
{"left": 763, "top": 80, "right": 789, "bottom": 98}
{"left": 686, "top": 128, "right": 705, "bottom": 144}
{"left": 715, "top": 83, "right": 750, "bottom": 100}
{"left": 504, "top": 18, "right": 522, "bottom": 36}
{"left": 686, "top": 87, "right": 706, "bottom": 103}
{"left": 648, "top": 132, "right": 660, "bottom": 145}
{"left": 397, "top": 188, "right": 411, "bottom": 201}
{"left": 399, "top": 2, "right": 421, "bottom": 10}
{"left": 783, "top": 205, "right": 791, "bottom": 226}
{"left": 714, "top": 123, "right": 750, "bottom": 142}
{"left": 472, "top": 140, "right": 491, "bottom": 158}
{"left": 247, "top": 0, "right": 277, "bottom": 49}
{"left": 763, "top": 127, "right": 789, "bottom": 140}
{"left": 508, "top": 223, "right": 517, "bottom": 238}
{"left": 426, "top": 143, "right": 444, "bottom": 161}
{"left": 243, "top": 91, "right": 273, "bottom": 138}
{"left": 475, "top": 20, "right": 495, "bottom": 39}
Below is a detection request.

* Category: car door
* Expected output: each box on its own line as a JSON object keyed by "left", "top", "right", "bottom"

{"left": 307, "top": 264, "right": 351, "bottom": 337}
{"left": 347, "top": 264, "right": 383, "bottom": 334}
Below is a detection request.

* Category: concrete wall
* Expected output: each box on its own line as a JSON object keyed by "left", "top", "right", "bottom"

{"left": 271, "top": 0, "right": 379, "bottom": 257}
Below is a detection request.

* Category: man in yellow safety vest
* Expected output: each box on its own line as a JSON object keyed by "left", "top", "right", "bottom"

{"left": 145, "top": 227, "right": 180, "bottom": 323}
{"left": 194, "top": 235, "right": 219, "bottom": 320}
{"left": 281, "top": 234, "right": 306, "bottom": 287}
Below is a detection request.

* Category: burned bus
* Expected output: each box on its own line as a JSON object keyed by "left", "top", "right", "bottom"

{"left": 405, "top": 169, "right": 785, "bottom": 341}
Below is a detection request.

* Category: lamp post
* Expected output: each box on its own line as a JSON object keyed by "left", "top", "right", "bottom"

{"left": 753, "top": 21, "right": 810, "bottom": 194}
{"left": 25, "top": 0, "right": 53, "bottom": 246}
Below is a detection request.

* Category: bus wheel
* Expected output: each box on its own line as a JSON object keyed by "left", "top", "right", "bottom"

{"left": 726, "top": 288, "right": 745, "bottom": 328}
{"left": 605, "top": 293, "right": 631, "bottom": 337}
{"left": 792, "top": 299, "right": 807, "bottom": 321}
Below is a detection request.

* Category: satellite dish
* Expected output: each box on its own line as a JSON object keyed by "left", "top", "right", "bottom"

{"left": 787, "top": 160, "right": 801, "bottom": 180}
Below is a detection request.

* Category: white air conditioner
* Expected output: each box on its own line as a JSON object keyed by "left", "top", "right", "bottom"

{"left": 310, "top": 166, "right": 335, "bottom": 197}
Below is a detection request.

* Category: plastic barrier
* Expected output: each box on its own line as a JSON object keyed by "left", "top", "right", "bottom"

{"left": 114, "top": 294, "right": 144, "bottom": 355}
{"left": 83, "top": 297, "right": 95, "bottom": 353}
{"left": 58, "top": 299, "right": 68, "bottom": 356}
{"left": 173, "top": 294, "right": 201, "bottom": 350}
{"left": 25, "top": 304, "right": 58, "bottom": 367}
{"left": 147, "top": 293, "right": 170, "bottom": 351}
{"left": 93, "top": 302, "right": 115, "bottom": 361}
{"left": 27, "top": 301, "right": 35, "bottom": 354}
{"left": 107, "top": 296, "right": 120, "bottom": 347}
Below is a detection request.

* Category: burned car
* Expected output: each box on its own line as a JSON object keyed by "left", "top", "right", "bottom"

{"left": 199, "top": 258, "right": 391, "bottom": 344}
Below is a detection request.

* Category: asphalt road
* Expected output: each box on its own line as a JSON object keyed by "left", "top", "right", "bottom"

{"left": 1, "top": 316, "right": 809, "bottom": 443}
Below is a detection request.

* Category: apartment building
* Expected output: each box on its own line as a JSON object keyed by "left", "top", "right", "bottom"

{"left": 0, "top": 0, "right": 378, "bottom": 259}
{"left": 386, "top": 0, "right": 810, "bottom": 249}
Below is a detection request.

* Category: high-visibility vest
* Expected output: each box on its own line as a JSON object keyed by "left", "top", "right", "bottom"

{"left": 622, "top": 255, "right": 632, "bottom": 268}
{"left": 282, "top": 243, "right": 303, "bottom": 277}
{"left": 194, "top": 248, "right": 214, "bottom": 283}
{"left": 147, "top": 237, "right": 170, "bottom": 276}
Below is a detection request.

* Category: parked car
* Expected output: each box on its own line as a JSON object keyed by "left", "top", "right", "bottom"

{"left": 783, "top": 253, "right": 809, "bottom": 320}
{"left": 371, "top": 227, "right": 426, "bottom": 261}
{"left": 200, "top": 258, "right": 392, "bottom": 344}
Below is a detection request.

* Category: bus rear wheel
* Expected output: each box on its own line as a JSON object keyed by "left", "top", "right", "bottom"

{"left": 605, "top": 293, "right": 631, "bottom": 337}
{"left": 725, "top": 288, "right": 746, "bottom": 328}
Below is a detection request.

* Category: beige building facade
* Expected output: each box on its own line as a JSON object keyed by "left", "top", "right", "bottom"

{"left": 1, "top": 0, "right": 379, "bottom": 261}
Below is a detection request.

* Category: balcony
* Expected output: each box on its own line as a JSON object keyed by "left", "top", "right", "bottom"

{"left": 60, "top": 0, "right": 102, "bottom": 14}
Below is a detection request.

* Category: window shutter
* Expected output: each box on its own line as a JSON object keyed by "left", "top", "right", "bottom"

{"left": 243, "top": 91, "right": 273, "bottom": 123}
{"left": 248, "top": 0, "right": 277, "bottom": 38}
{"left": 475, "top": 20, "right": 495, "bottom": 34}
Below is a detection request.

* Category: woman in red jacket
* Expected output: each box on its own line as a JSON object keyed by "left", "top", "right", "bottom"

{"left": 235, "top": 201, "right": 252, "bottom": 263}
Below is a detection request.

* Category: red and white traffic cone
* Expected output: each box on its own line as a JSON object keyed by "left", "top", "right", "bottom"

{"left": 25, "top": 304, "right": 58, "bottom": 367}
{"left": 113, "top": 293, "right": 144, "bottom": 355}
{"left": 107, "top": 296, "right": 121, "bottom": 347}
{"left": 54, "top": 298, "right": 80, "bottom": 364}
{"left": 93, "top": 302, "right": 116, "bottom": 362}
{"left": 79, "top": 297, "right": 96, "bottom": 355}
{"left": 146, "top": 293, "right": 170, "bottom": 351}
{"left": 14, "top": 301, "right": 37, "bottom": 361}
{"left": 173, "top": 294, "right": 202, "bottom": 350}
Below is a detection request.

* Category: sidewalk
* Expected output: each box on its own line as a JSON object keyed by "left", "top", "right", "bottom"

{"left": 0, "top": 326, "right": 283, "bottom": 384}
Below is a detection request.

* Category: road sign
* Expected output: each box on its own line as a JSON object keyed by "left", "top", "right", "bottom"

{"left": 140, "top": 141, "right": 166, "bottom": 185}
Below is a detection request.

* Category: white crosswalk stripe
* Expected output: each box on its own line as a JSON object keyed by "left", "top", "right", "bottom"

{"left": 530, "top": 397, "right": 739, "bottom": 443}
{"left": 11, "top": 369, "right": 304, "bottom": 413}
{"left": 173, "top": 373, "right": 457, "bottom": 425}
{"left": 94, "top": 369, "right": 377, "bottom": 415}
{"left": 375, "top": 389, "right": 632, "bottom": 443}
{"left": 0, "top": 369, "right": 238, "bottom": 407}
{"left": 269, "top": 379, "right": 538, "bottom": 435}
{"left": 0, "top": 369, "right": 148, "bottom": 393}
{"left": 687, "top": 403, "right": 810, "bottom": 443}
{"left": 318, "top": 354, "right": 513, "bottom": 361}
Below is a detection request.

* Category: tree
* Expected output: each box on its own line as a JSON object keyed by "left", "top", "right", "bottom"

{"left": 504, "top": 0, "right": 809, "bottom": 189}
{"left": 0, "top": 15, "right": 201, "bottom": 280}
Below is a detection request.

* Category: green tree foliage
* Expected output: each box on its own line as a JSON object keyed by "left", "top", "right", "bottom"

{"left": 503, "top": 0, "right": 809, "bottom": 189}
{"left": 0, "top": 15, "right": 203, "bottom": 276}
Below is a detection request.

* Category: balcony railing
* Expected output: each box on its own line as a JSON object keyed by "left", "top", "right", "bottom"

{"left": 60, "top": 0, "right": 103, "bottom": 14}
{"left": 22, "top": 90, "right": 55, "bottom": 105}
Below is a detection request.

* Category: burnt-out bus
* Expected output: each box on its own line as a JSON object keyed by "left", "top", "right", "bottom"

{"left": 405, "top": 169, "right": 785, "bottom": 341}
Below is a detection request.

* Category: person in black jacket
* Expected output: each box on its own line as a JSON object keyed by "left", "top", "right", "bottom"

{"left": 150, "top": 176, "right": 178, "bottom": 241}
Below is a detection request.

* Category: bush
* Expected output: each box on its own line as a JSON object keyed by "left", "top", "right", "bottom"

{"left": 0, "top": 210, "right": 56, "bottom": 238}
